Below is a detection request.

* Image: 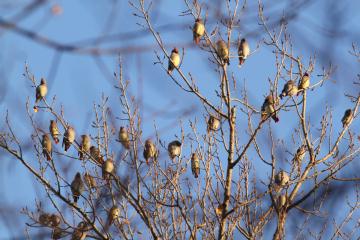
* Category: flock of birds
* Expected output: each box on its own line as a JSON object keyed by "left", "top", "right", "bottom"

{"left": 30, "top": 17, "right": 354, "bottom": 239}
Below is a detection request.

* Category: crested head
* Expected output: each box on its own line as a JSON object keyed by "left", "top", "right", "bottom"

{"left": 75, "top": 172, "right": 81, "bottom": 178}
{"left": 304, "top": 73, "right": 309, "bottom": 77}
{"left": 40, "top": 78, "right": 46, "bottom": 84}
{"left": 345, "top": 109, "right": 352, "bottom": 114}
{"left": 195, "top": 18, "right": 202, "bottom": 23}
{"left": 145, "top": 139, "right": 153, "bottom": 146}
{"left": 241, "top": 38, "right": 246, "bottom": 43}
{"left": 172, "top": 48, "right": 179, "bottom": 53}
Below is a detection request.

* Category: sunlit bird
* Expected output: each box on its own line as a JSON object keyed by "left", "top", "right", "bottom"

{"left": 193, "top": 18, "right": 205, "bottom": 45}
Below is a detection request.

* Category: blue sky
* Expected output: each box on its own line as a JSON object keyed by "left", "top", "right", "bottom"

{"left": 0, "top": 0, "right": 359, "bottom": 238}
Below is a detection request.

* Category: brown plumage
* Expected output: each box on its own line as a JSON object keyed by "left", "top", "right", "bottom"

{"left": 143, "top": 139, "right": 158, "bottom": 165}
{"left": 280, "top": 80, "right": 298, "bottom": 99}
{"left": 193, "top": 18, "right": 205, "bottom": 45}
{"left": 49, "top": 120, "right": 60, "bottom": 144}
{"left": 102, "top": 158, "right": 114, "bottom": 181}
{"left": 50, "top": 214, "right": 61, "bottom": 227}
{"left": 341, "top": 109, "right": 353, "bottom": 127}
{"left": 191, "top": 153, "right": 200, "bottom": 178}
{"left": 78, "top": 135, "right": 91, "bottom": 160}
{"left": 71, "top": 222, "right": 88, "bottom": 240}
{"left": 168, "top": 140, "right": 182, "bottom": 159}
{"left": 216, "top": 40, "right": 230, "bottom": 65}
{"left": 207, "top": 115, "right": 220, "bottom": 132}
{"left": 42, "top": 134, "right": 52, "bottom": 161}
{"left": 118, "top": 126, "right": 130, "bottom": 149}
{"left": 34, "top": 78, "right": 48, "bottom": 112}
{"left": 83, "top": 172, "right": 97, "bottom": 189}
{"left": 168, "top": 48, "right": 180, "bottom": 74}
{"left": 297, "top": 73, "right": 310, "bottom": 95}
{"left": 71, "top": 172, "right": 84, "bottom": 203}
{"left": 62, "top": 126, "right": 76, "bottom": 152}
{"left": 238, "top": 38, "right": 250, "bottom": 65}
{"left": 107, "top": 205, "right": 120, "bottom": 226}
{"left": 275, "top": 171, "right": 289, "bottom": 187}
{"left": 261, "top": 95, "right": 279, "bottom": 123}
{"left": 90, "top": 146, "right": 104, "bottom": 164}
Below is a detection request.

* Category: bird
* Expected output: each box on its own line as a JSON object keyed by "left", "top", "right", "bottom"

{"left": 216, "top": 40, "right": 230, "bottom": 65}
{"left": 102, "top": 158, "right": 114, "bottom": 181}
{"left": 294, "top": 145, "right": 306, "bottom": 172}
{"left": 71, "top": 222, "right": 88, "bottom": 240}
{"left": 71, "top": 172, "right": 84, "bottom": 203}
{"left": 62, "top": 126, "right": 76, "bottom": 152}
{"left": 90, "top": 146, "right": 104, "bottom": 164}
{"left": 297, "top": 73, "right": 310, "bottom": 95}
{"left": 167, "top": 48, "right": 180, "bottom": 74}
{"left": 83, "top": 172, "right": 97, "bottom": 189}
{"left": 42, "top": 134, "right": 52, "bottom": 161}
{"left": 275, "top": 171, "right": 289, "bottom": 187}
{"left": 280, "top": 80, "right": 298, "bottom": 99}
{"left": 78, "top": 135, "right": 91, "bottom": 160}
{"left": 207, "top": 115, "right": 220, "bottom": 132}
{"left": 38, "top": 212, "right": 51, "bottom": 226}
{"left": 277, "top": 194, "right": 287, "bottom": 209}
{"left": 34, "top": 78, "right": 48, "bottom": 112}
{"left": 191, "top": 153, "right": 200, "bottom": 178}
{"left": 341, "top": 109, "right": 353, "bottom": 127}
{"left": 107, "top": 205, "right": 120, "bottom": 226}
{"left": 50, "top": 214, "right": 61, "bottom": 227}
{"left": 118, "top": 127, "right": 130, "bottom": 149}
{"left": 193, "top": 18, "right": 205, "bottom": 45}
{"left": 168, "top": 140, "right": 182, "bottom": 159}
{"left": 143, "top": 139, "right": 158, "bottom": 165}
{"left": 261, "top": 95, "right": 279, "bottom": 123}
{"left": 238, "top": 38, "right": 250, "bottom": 66}
{"left": 52, "top": 227, "right": 64, "bottom": 240}
{"left": 49, "top": 120, "right": 60, "bottom": 144}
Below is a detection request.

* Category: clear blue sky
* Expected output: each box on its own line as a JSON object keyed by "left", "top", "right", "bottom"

{"left": 0, "top": 0, "right": 359, "bottom": 238}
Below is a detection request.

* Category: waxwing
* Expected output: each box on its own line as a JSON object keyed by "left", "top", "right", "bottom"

{"left": 78, "top": 135, "right": 91, "bottom": 160}
{"left": 71, "top": 172, "right": 84, "bottom": 203}
{"left": 275, "top": 170, "right": 289, "bottom": 187}
{"left": 143, "top": 139, "right": 158, "bottom": 165}
{"left": 49, "top": 120, "right": 60, "bottom": 144}
{"left": 34, "top": 78, "right": 48, "bottom": 112}
{"left": 168, "top": 140, "right": 182, "bottom": 159}
{"left": 280, "top": 80, "right": 298, "bottom": 99}
{"left": 238, "top": 38, "right": 250, "bottom": 65}
{"left": 341, "top": 109, "right": 353, "bottom": 127}
{"left": 62, "top": 126, "right": 75, "bottom": 152}
{"left": 191, "top": 153, "right": 200, "bottom": 178}
{"left": 216, "top": 40, "right": 229, "bottom": 65}
{"left": 297, "top": 73, "right": 310, "bottom": 95}
{"left": 42, "top": 134, "right": 52, "bottom": 161}
{"left": 118, "top": 126, "right": 130, "bottom": 149}
{"left": 167, "top": 48, "right": 180, "bottom": 74}
{"left": 193, "top": 18, "right": 205, "bottom": 45}
{"left": 261, "top": 95, "right": 279, "bottom": 123}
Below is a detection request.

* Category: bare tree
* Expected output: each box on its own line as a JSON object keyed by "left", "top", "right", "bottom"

{"left": 0, "top": 0, "right": 359, "bottom": 239}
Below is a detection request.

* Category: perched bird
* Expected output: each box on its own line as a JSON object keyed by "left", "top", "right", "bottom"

{"left": 71, "top": 222, "right": 88, "bottom": 240}
{"left": 107, "top": 205, "right": 120, "bottom": 226}
{"left": 34, "top": 78, "right": 48, "bottom": 112}
{"left": 49, "top": 120, "right": 60, "bottom": 144}
{"left": 193, "top": 18, "right": 205, "bottom": 45}
{"left": 83, "top": 172, "right": 97, "bottom": 189}
{"left": 216, "top": 40, "right": 230, "bottom": 65}
{"left": 207, "top": 115, "right": 220, "bottom": 132}
{"left": 297, "top": 73, "right": 310, "bottom": 95}
{"left": 191, "top": 153, "right": 200, "bottom": 178}
{"left": 168, "top": 140, "right": 182, "bottom": 159}
{"left": 71, "top": 172, "right": 84, "bottom": 203}
{"left": 261, "top": 95, "right": 279, "bottom": 123}
{"left": 102, "top": 158, "right": 114, "bottom": 181}
{"left": 52, "top": 227, "right": 64, "bottom": 240}
{"left": 143, "top": 139, "right": 158, "bottom": 165}
{"left": 38, "top": 212, "right": 51, "bottom": 226}
{"left": 341, "top": 109, "right": 353, "bottom": 127}
{"left": 275, "top": 171, "right": 289, "bottom": 187}
{"left": 78, "top": 135, "right": 91, "bottom": 160}
{"left": 62, "top": 126, "right": 76, "bottom": 152}
{"left": 277, "top": 194, "right": 287, "bottom": 209}
{"left": 50, "top": 214, "right": 61, "bottom": 227}
{"left": 238, "top": 38, "right": 250, "bottom": 66}
{"left": 42, "top": 134, "right": 52, "bottom": 161}
{"left": 90, "top": 146, "right": 104, "bottom": 164}
{"left": 280, "top": 80, "right": 298, "bottom": 99}
{"left": 294, "top": 145, "right": 306, "bottom": 173}
{"left": 118, "top": 126, "right": 130, "bottom": 149}
{"left": 167, "top": 48, "right": 180, "bottom": 74}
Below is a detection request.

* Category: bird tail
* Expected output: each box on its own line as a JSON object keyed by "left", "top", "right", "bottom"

{"left": 54, "top": 137, "right": 59, "bottom": 144}
{"left": 272, "top": 115, "right": 280, "bottom": 123}
{"left": 239, "top": 57, "right": 245, "bottom": 65}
